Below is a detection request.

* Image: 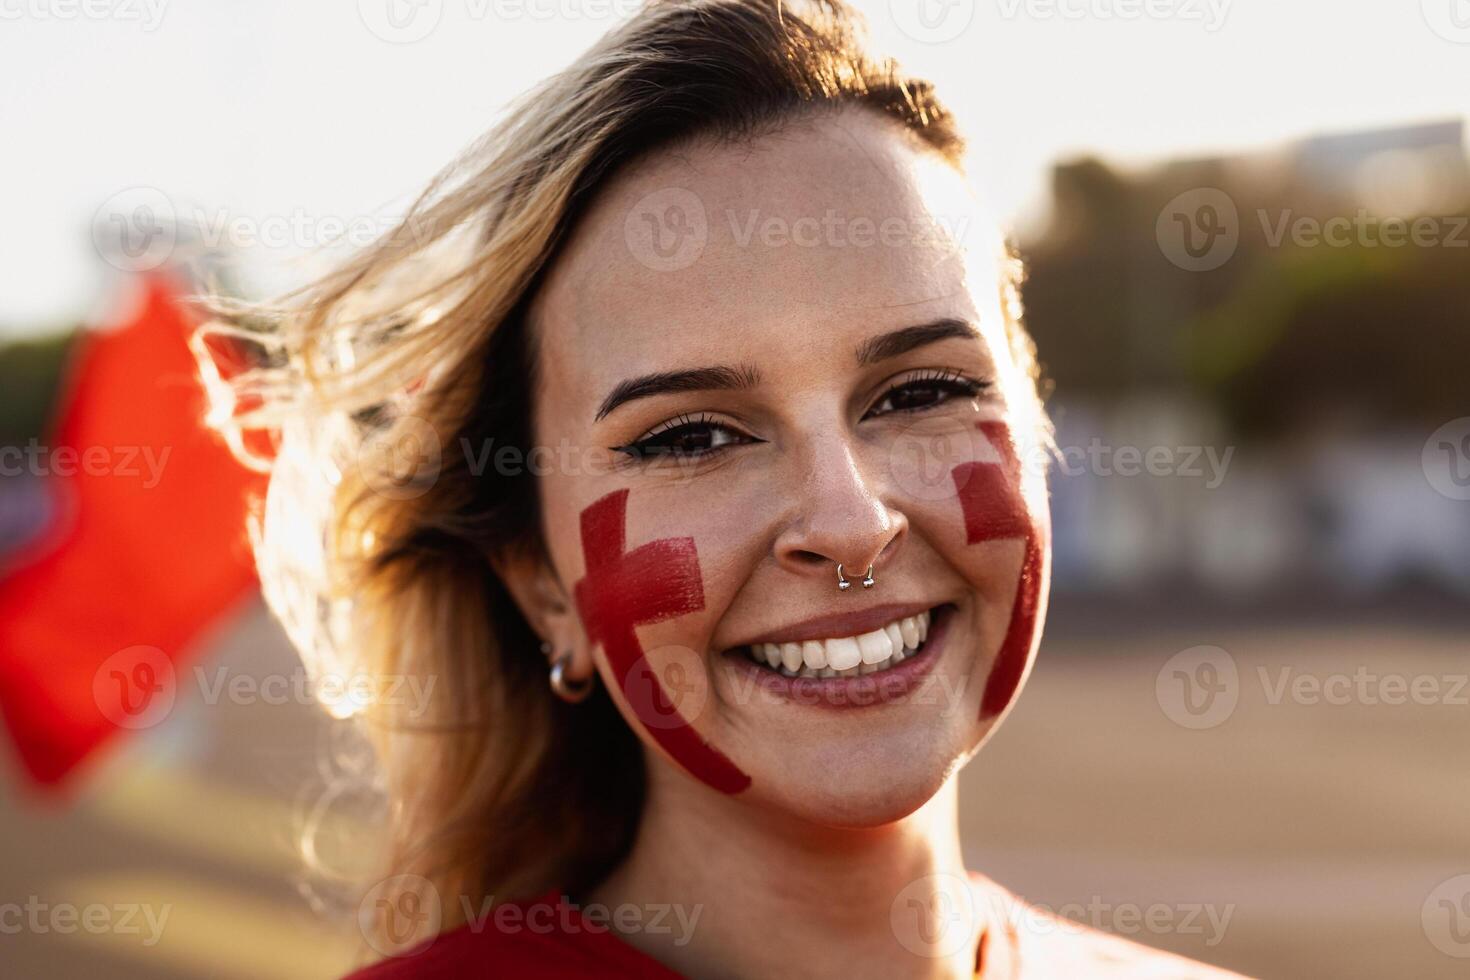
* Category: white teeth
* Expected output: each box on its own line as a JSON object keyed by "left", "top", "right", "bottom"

{"left": 899, "top": 616, "right": 921, "bottom": 650}
{"left": 781, "top": 642, "right": 803, "bottom": 673}
{"left": 826, "top": 636, "right": 862, "bottom": 671}
{"left": 857, "top": 628, "right": 893, "bottom": 665}
{"left": 744, "top": 608, "right": 939, "bottom": 679}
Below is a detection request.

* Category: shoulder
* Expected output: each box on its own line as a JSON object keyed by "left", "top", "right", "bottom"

{"left": 971, "top": 874, "right": 1252, "bottom": 979}
{"left": 341, "top": 890, "right": 683, "bottom": 980}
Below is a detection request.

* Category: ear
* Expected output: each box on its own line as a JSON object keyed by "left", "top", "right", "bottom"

{"left": 491, "top": 543, "right": 581, "bottom": 663}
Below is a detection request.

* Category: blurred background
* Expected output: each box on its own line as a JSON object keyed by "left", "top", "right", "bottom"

{"left": 1, "top": 1, "right": 1467, "bottom": 977}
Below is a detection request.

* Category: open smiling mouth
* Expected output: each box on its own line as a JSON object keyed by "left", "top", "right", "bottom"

{"left": 734, "top": 604, "right": 953, "bottom": 680}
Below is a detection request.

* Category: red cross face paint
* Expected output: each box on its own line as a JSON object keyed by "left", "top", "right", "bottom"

{"left": 573, "top": 488, "right": 752, "bottom": 795}
{"left": 950, "top": 419, "right": 1047, "bottom": 721}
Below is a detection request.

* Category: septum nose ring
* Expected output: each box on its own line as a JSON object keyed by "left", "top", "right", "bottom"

{"left": 836, "top": 563, "right": 876, "bottom": 591}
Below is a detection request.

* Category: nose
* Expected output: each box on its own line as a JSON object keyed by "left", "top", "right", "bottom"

{"left": 773, "top": 433, "right": 907, "bottom": 584}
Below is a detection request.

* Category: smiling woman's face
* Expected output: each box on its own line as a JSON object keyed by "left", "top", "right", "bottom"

{"left": 525, "top": 108, "right": 1050, "bottom": 827}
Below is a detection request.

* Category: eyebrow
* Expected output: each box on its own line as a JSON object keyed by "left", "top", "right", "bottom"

{"left": 595, "top": 363, "right": 762, "bottom": 421}
{"left": 854, "top": 318, "right": 980, "bottom": 365}
{"left": 593, "top": 318, "right": 980, "bottom": 422}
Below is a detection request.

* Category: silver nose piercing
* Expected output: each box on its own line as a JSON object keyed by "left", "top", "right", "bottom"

{"left": 836, "top": 563, "right": 875, "bottom": 591}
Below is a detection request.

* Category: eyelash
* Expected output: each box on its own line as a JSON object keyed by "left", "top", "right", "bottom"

{"left": 862, "top": 368, "right": 990, "bottom": 419}
{"left": 614, "top": 412, "right": 737, "bottom": 461}
{"left": 614, "top": 370, "right": 991, "bottom": 461}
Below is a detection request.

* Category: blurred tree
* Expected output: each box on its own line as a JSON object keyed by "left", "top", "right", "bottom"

{"left": 1020, "top": 151, "right": 1469, "bottom": 439}
{"left": 0, "top": 331, "right": 73, "bottom": 447}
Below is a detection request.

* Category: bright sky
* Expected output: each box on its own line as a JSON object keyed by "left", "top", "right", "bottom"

{"left": 1, "top": 0, "right": 1465, "bottom": 333}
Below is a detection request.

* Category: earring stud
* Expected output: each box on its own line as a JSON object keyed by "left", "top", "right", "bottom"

{"left": 543, "top": 642, "right": 594, "bottom": 703}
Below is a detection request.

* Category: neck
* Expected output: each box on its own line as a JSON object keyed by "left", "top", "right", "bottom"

{"left": 585, "top": 759, "right": 986, "bottom": 980}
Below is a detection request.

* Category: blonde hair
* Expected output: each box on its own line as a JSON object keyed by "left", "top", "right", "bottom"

{"left": 195, "top": 0, "right": 1046, "bottom": 945}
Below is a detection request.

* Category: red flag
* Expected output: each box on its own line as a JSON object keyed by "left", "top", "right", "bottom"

{"left": 0, "top": 273, "right": 265, "bottom": 786}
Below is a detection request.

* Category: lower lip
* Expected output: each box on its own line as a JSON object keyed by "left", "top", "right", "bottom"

{"left": 723, "top": 605, "right": 954, "bottom": 711}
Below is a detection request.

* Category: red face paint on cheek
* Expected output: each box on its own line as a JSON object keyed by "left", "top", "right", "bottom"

{"left": 951, "top": 420, "right": 1045, "bottom": 721}
{"left": 573, "top": 489, "right": 751, "bottom": 795}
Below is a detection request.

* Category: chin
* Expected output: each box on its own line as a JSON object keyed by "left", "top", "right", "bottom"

{"left": 742, "top": 722, "right": 977, "bottom": 829}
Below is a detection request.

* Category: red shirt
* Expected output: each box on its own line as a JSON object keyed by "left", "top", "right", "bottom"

{"left": 344, "top": 873, "right": 1246, "bottom": 979}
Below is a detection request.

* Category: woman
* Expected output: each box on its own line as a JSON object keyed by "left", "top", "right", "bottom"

{"left": 200, "top": 1, "right": 1244, "bottom": 976}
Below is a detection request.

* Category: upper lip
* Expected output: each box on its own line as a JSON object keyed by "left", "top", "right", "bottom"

{"left": 723, "top": 601, "right": 941, "bottom": 649}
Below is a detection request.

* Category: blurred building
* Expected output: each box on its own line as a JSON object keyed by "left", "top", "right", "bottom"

{"left": 1025, "top": 119, "right": 1470, "bottom": 599}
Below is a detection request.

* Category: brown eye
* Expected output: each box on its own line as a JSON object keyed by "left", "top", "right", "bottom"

{"left": 866, "top": 372, "right": 989, "bottom": 419}
{"left": 882, "top": 382, "right": 951, "bottom": 412}
{"left": 618, "top": 414, "right": 753, "bottom": 460}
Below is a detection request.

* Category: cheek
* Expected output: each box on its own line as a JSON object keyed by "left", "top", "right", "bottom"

{"left": 945, "top": 419, "right": 1047, "bottom": 721}
{"left": 573, "top": 488, "right": 751, "bottom": 795}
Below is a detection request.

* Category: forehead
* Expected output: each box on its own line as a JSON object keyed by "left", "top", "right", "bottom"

{"left": 530, "top": 109, "right": 1001, "bottom": 413}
